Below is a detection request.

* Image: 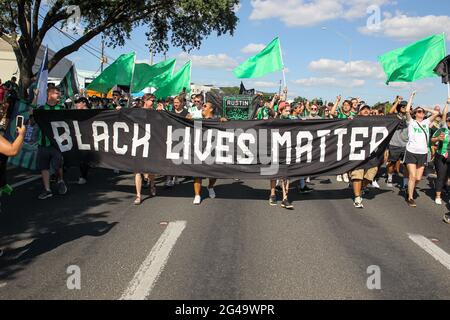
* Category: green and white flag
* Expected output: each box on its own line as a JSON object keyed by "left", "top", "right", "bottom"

{"left": 233, "top": 37, "right": 284, "bottom": 79}
{"left": 379, "top": 34, "right": 446, "bottom": 84}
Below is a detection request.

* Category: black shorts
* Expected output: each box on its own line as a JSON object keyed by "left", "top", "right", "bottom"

{"left": 404, "top": 151, "right": 427, "bottom": 166}
{"left": 388, "top": 146, "right": 405, "bottom": 163}
{"left": 37, "top": 146, "right": 63, "bottom": 171}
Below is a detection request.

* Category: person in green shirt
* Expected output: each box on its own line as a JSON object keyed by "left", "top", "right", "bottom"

{"left": 431, "top": 98, "right": 450, "bottom": 208}
{"left": 33, "top": 86, "right": 68, "bottom": 200}
{"left": 331, "top": 95, "right": 356, "bottom": 119}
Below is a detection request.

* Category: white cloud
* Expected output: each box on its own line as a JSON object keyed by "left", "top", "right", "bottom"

{"left": 359, "top": 13, "right": 450, "bottom": 41}
{"left": 249, "top": 0, "right": 392, "bottom": 27}
{"left": 293, "top": 77, "right": 365, "bottom": 87}
{"left": 177, "top": 52, "right": 238, "bottom": 70}
{"left": 241, "top": 43, "right": 266, "bottom": 54}
{"left": 309, "top": 59, "right": 385, "bottom": 79}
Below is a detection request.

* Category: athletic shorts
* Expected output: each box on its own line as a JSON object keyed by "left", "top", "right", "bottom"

{"left": 37, "top": 146, "right": 63, "bottom": 171}
{"left": 388, "top": 146, "right": 405, "bottom": 163}
{"left": 350, "top": 167, "right": 378, "bottom": 182}
{"left": 403, "top": 150, "right": 427, "bottom": 166}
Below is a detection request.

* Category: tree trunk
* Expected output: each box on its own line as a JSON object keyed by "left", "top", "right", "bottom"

{"left": 17, "top": 52, "right": 35, "bottom": 102}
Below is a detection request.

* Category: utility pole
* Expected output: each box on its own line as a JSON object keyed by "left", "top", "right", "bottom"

{"left": 100, "top": 39, "right": 106, "bottom": 73}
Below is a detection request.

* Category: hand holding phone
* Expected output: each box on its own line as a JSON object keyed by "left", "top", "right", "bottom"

{"left": 16, "top": 115, "right": 24, "bottom": 128}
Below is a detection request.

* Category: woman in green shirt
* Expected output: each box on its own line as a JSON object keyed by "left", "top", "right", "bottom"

{"left": 431, "top": 98, "right": 450, "bottom": 207}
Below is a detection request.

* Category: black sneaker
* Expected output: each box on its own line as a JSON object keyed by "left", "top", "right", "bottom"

{"left": 269, "top": 195, "right": 277, "bottom": 206}
{"left": 299, "top": 186, "right": 314, "bottom": 194}
{"left": 38, "top": 190, "right": 53, "bottom": 200}
{"left": 281, "top": 199, "right": 294, "bottom": 210}
{"left": 57, "top": 180, "right": 68, "bottom": 195}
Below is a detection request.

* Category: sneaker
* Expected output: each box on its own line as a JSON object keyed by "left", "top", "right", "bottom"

{"left": 435, "top": 198, "right": 442, "bottom": 205}
{"left": 38, "top": 190, "right": 53, "bottom": 200}
{"left": 443, "top": 213, "right": 450, "bottom": 224}
{"left": 57, "top": 180, "right": 68, "bottom": 195}
{"left": 78, "top": 177, "right": 87, "bottom": 185}
{"left": 407, "top": 199, "right": 417, "bottom": 207}
{"left": 269, "top": 195, "right": 277, "bottom": 206}
{"left": 299, "top": 186, "right": 314, "bottom": 194}
{"left": 343, "top": 173, "right": 349, "bottom": 183}
{"left": 208, "top": 188, "right": 216, "bottom": 199}
{"left": 193, "top": 195, "right": 201, "bottom": 205}
{"left": 386, "top": 180, "right": 394, "bottom": 188}
{"left": 306, "top": 177, "right": 311, "bottom": 183}
{"left": 337, "top": 175, "right": 343, "bottom": 182}
{"left": 134, "top": 197, "right": 142, "bottom": 205}
{"left": 281, "top": 199, "right": 294, "bottom": 210}
{"left": 354, "top": 197, "right": 364, "bottom": 209}
{"left": 371, "top": 180, "right": 380, "bottom": 189}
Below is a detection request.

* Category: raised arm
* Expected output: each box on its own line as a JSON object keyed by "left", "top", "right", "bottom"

{"left": 331, "top": 95, "right": 341, "bottom": 117}
{"left": 390, "top": 96, "right": 402, "bottom": 114}
{"left": 405, "top": 91, "right": 416, "bottom": 121}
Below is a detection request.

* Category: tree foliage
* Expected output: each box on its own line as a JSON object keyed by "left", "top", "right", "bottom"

{"left": 0, "top": 0, "right": 239, "bottom": 98}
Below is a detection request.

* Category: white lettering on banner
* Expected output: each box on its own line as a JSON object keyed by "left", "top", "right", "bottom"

{"left": 166, "top": 126, "right": 180, "bottom": 161}
{"left": 92, "top": 121, "right": 109, "bottom": 152}
{"left": 370, "top": 127, "right": 389, "bottom": 154}
{"left": 216, "top": 130, "right": 235, "bottom": 164}
{"left": 51, "top": 121, "right": 73, "bottom": 152}
{"left": 273, "top": 131, "right": 292, "bottom": 165}
{"left": 334, "top": 128, "right": 348, "bottom": 161}
{"left": 132, "top": 124, "right": 151, "bottom": 157}
{"left": 113, "top": 122, "right": 129, "bottom": 155}
{"left": 317, "top": 130, "right": 331, "bottom": 162}
{"left": 73, "top": 121, "right": 91, "bottom": 151}
{"left": 194, "top": 126, "right": 213, "bottom": 162}
{"left": 350, "top": 128, "right": 369, "bottom": 161}
{"left": 183, "top": 127, "right": 191, "bottom": 161}
{"left": 296, "top": 131, "right": 313, "bottom": 163}
{"left": 237, "top": 132, "right": 256, "bottom": 165}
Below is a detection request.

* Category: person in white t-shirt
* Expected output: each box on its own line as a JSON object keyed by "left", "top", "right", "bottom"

{"left": 404, "top": 91, "right": 439, "bottom": 207}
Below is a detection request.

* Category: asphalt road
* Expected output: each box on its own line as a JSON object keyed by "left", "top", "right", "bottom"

{"left": 0, "top": 165, "right": 449, "bottom": 300}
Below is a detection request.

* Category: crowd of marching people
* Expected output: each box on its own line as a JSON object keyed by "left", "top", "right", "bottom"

{"left": 1, "top": 76, "right": 450, "bottom": 225}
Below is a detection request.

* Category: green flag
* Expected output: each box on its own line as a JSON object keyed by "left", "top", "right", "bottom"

{"left": 154, "top": 61, "right": 192, "bottom": 99}
{"left": 379, "top": 34, "right": 446, "bottom": 84}
{"left": 131, "top": 58, "right": 176, "bottom": 93}
{"left": 233, "top": 37, "right": 284, "bottom": 79}
{"left": 87, "top": 52, "right": 136, "bottom": 93}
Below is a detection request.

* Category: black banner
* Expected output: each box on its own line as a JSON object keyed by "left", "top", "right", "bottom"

{"left": 34, "top": 109, "right": 400, "bottom": 179}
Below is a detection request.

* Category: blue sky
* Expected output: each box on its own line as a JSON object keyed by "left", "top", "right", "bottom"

{"left": 44, "top": 0, "right": 450, "bottom": 106}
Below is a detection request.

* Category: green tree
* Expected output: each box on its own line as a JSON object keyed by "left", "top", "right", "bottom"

{"left": 0, "top": 0, "right": 239, "bottom": 99}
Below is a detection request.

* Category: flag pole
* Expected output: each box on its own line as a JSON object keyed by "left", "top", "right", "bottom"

{"left": 128, "top": 52, "right": 137, "bottom": 108}
{"left": 444, "top": 32, "right": 450, "bottom": 98}
{"left": 278, "top": 37, "right": 287, "bottom": 95}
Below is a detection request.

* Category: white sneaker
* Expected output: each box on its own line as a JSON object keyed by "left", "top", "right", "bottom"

{"left": 354, "top": 197, "right": 364, "bottom": 209}
{"left": 78, "top": 177, "right": 87, "bottom": 185}
{"left": 371, "top": 180, "right": 380, "bottom": 189}
{"left": 337, "top": 175, "right": 343, "bottom": 182}
{"left": 435, "top": 198, "right": 442, "bottom": 205}
{"left": 306, "top": 177, "right": 311, "bottom": 183}
{"left": 193, "top": 195, "right": 201, "bottom": 205}
{"left": 343, "top": 173, "right": 349, "bottom": 183}
{"left": 208, "top": 188, "right": 216, "bottom": 199}
{"left": 386, "top": 180, "right": 394, "bottom": 188}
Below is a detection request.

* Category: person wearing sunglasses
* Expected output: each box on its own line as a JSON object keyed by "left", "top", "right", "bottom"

{"left": 404, "top": 91, "right": 440, "bottom": 207}
{"left": 188, "top": 94, "right": 204, "bottom": 120}
{"left": 431, "top": 98, "right": 450, "bottom": 207}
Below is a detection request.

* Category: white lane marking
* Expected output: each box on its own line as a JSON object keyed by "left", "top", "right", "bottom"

{"left": 120, "top": 221, "right": 187, "bottom": 300}
{"left": 408, "top": 234, "right": 450, "bottom": 271}
{"left": 11, "top": 176, "right": 40, "bottom": 189}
